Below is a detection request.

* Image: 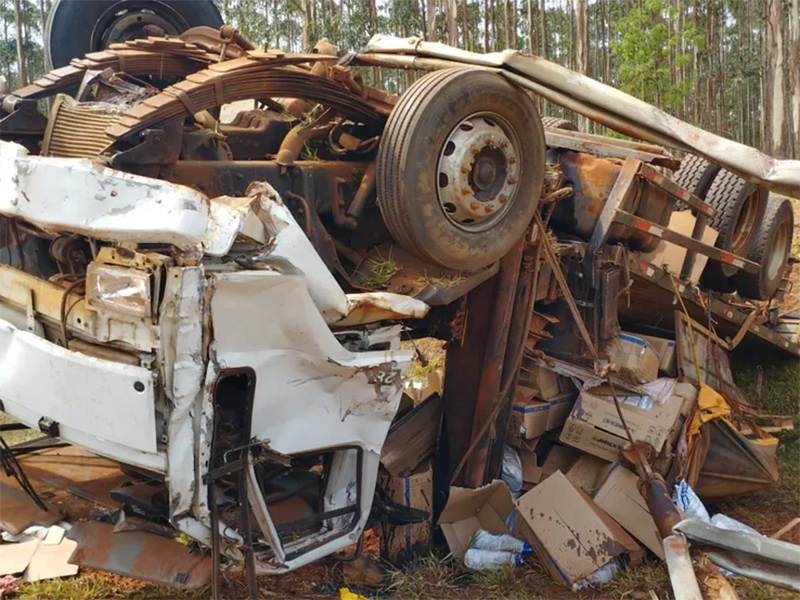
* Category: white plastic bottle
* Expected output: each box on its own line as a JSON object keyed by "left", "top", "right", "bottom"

{"left": 470, "top": 529, "right": 532, "bottom": 554}
{"left": 464, "top": 548, "right": 523, "bottom": 571}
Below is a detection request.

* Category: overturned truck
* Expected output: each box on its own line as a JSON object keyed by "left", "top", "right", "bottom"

{"left": 1, "top": 1, "right": 799, "bottom": 590}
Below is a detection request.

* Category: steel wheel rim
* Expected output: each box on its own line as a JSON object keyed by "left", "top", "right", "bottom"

{"left": 766, "top": 219, "right": 791, "bottom": 281}
{"left": 730, "top": 189, "right": 762, "bottom": 254}
{"left": 91, "top": 1, "right": 188, "bottom": 52}
{"left": 436, "top": 112, "right": 522, "bottom": 232}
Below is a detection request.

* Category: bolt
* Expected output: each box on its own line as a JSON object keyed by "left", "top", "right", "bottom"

{"left": 507, "top": 176, "right": 517, "bottom": 185}
{"left": 471, "top": 145, "right": 481, "bottom": 154}
{"left": 499, "top": 140, "right": 509, "bottom": 149}
{"left": 484, "top": 205, "right": 494, "bottom": 213}
{"left": 487, "top": 135, "right": 496, "bottom": 147}
{"left": 461, "top": 164, "right": 471, "bottom": 173}
{"left": 470, "top": 201, "right": 480, "bottom": 210}
{"left": 508, "top": 156, "right": 517, "bottom": 165}
{"left": 462, "top": 186, "right": 473, "bottom": 195}
{"left": 499, "top": 195, "right": 508, "bottom": 204}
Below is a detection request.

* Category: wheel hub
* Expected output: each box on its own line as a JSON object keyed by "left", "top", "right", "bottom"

{"left": 437, "top": 113, "right": 520, "bottom": 231}
{"left": 91, "top": 2, "right": 188, "bottom": 52}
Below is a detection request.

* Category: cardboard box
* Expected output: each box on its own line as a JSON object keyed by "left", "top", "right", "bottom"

{"left": 641, "top": 210, "right": 719, "bottom": 284}
{"left": 639, "top": 334, "right": 677, "bottom": 376}
{"left": 541, "top": 444, "right": 581, "bottom": 481}
{"left": 559, "top": 391, "right": 684, "bottom": 461}
{"left": 517, "top": 444, "right": 543, "bottom": 490}
{"left": 518, "top": 363, "right": 575, "bottom": 399}
{"left": 565, "top": 454, "right": 615, "bottom": 496}
{"left": 594, "top": 465, "right": 664, "bottom": 559}
{"left": 438, "top": 480, "right": 514, "bottom": 559}
{"left": 510, "top": 391, "right": 578, "bottom": 440}
{"left": 381, "top": 394, "right": 442, "bottom": 477}
{"left": 405, "top": 368, "right": 444, "bottom": 404}
{"left": 514, "top": 472, "right": 642, "bottom": 587}
{"left": 382, "top": 465, "right": 433, "bottom": 564}
{"left": 605, "top": 333, "right": 660, "bottom": 383}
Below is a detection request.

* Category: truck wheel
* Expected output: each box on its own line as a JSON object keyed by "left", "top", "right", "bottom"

{"left": 701, "top": 170, "right": 767, "bottom": 286}
{"left": 46, "top": 0, "right": 223, "bottom": 69}
{"left": 541, "top": 117, "right": 578, "bottom": 131}
{"left": 672, "top": 154, "right": 720, "bottom": 199}
{"left": 377, "top": 69, "right": 545, "bottom": 270}
{"left": 736, "top": 196, "right": 794, "bottom": 300}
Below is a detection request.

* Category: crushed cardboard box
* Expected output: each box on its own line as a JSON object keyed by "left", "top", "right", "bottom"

{"left": 638, "top": 334, "right": 677, "bottom": 376}
{"left": 517, "top": 445, "right": 543, "bottom": 490}
{"left": 509, "top": 390, "right": 578, "bottom": 440}
{"left": 559, "top": 390, "right": 684, "bottom": 462}
{"left": 513, "top": 472, "right": 642, "bottom": 587}
{"left": 605, "top": 333, "right": 660, "bottom": 383}
{"left": 594, "top": 465, "right": 664, "bottom": 559}
{"left": 438, "top": 480, "right": 514, "bottom": 559}
{"left": 381, "top": 464, "right": 433, "bottom": 564}
{"left": 564, "top": 454, "right": 614, "bottom": 497}
{"left": 540, "top": 445, "right": 581, "bottom": 481}
{"left": 518, "top": 363, "right": 575, "bottom": 400}
{"left": 381, "top": 393, "right": 442, "bottom": 477}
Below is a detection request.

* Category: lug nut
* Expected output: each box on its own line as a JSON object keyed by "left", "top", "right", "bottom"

{"left": 508, "top": 156, "right": 517, "bottom": 165}
{"left": 461, "top": 164, "right": 471, "bottom": 173}
{"left": 499, "top": 195, "right": 507, "bottom": 204}
{"left": 484, "top": 205, "right": 494, "bottom": 213}
{"left": 507, "top": 176, "right": 517, "bottom": 185}
{"left": 462, "top": 186, "right": 473, "bottom": 195}
{"left": 470, "top": 201, "right": 480, "bottom": 210}
{"left": 471, "top": 146, "right": 481, "bottom": 154}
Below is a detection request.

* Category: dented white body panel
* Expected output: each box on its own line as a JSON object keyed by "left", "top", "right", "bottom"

{"left": 0, "top": 144, "right": 429, "bottom": 574}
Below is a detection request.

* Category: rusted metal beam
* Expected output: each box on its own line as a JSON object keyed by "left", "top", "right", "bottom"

{"left": 463, "top": 237, "right": 524, "bottom": 487}
{"left": 638, "top": 163, "right": 713, "bottom": 217}
{"left": 614, "top": 210, "right": 760, "bottom": 274}
{"left": 544, "top": 129, "right": 681, "bottom": 170}
{"left": 585, "top": 158, "right": 641, "bottom": 258}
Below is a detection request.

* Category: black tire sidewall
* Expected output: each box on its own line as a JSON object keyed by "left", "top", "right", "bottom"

{"left": 736, "top": 198, "right": 793, "bottom": 300}
{"left": 47, "top": 0, "right": 223, "bottom": 68}
{"left": 390, "top": 71, "right": 544, "bottom": 270}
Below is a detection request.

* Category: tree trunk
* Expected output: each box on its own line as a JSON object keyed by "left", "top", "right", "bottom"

{"left": 527, "top": 0, "right": 535, "bottom": 53}
{"left": 13, "top": 0, "right": 26, "bottom": 87}
{"left": 462, "top": 0, "right": 470, "bottom": 48}
{"left": 447, "top": 0, "right": 458, "bottom": 46}
{"left": 789, "top": 0, "right": 800, "bottom": 158}
{"left": 503, "top": 0, "right": 509, "bottom": 48}
{"left": 574, "top": 0, "right": 588, "bottom": 130}
{"left": 764, "top": 0, "right": 787, "bottom": 157}
{"left": 427, "top": 0, "right": 437, "bottom": 41}
{"left": 484, "top": 0, "right": 489, "bottom": 51}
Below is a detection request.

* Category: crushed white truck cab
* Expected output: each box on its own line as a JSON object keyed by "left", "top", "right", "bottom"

{"left": 0, "top": 140, "right": 428, "bottom": 572}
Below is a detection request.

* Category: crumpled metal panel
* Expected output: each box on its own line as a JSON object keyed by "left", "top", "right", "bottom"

{"left": 0, "top": 141, "right": 209, "bottom": 246}
{"left": 363, "top": 36, "right": 800, "bottom": 199}
{"left": 675, "top": 518, "right": 800, "bottom": 592}
{"left": 0, "top": 318, "right": 161, "bottom": 463}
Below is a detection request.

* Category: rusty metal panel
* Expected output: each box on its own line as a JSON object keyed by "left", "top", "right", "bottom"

{"left": 0, "top": 482, "right": 61, "bottom": 535}
{"left": 67, "top": 521, "right": 213, "bottom": 589}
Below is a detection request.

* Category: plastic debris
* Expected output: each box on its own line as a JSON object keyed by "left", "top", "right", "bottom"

{"left": 573, "top": 558, "right": 621, "bottom": 590}
{"left": 470, "top": 529, "right": 531, "bottom": 554}
{"left": 672, "top": 480, "right": 710, "bottom": 523}
{"left": 464, "top": 548, "right": 523, "bottom": 570}
{"left": 339, "top": 587, "right": 369, "bottom": 600}
{"left": 501, "top": 445, "right": 523, "bottom": 497}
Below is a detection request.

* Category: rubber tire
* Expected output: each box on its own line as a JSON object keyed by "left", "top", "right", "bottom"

{"left": 541, "top": 116, "right": 578, "bottom": 131}
{"left": 672, "top": 154, "right": 720, "bottom": 199}
{"left": 701, "top": 169, "right": 768, "bottom": 287}
{"left": 46, "top": 0, "right": 223, "bottom": 69}
{"left": 377, "top": 69, "right": 546, "bottom": 271}
{"left": 735, "top": 196, "right": 794, "bottom": 300}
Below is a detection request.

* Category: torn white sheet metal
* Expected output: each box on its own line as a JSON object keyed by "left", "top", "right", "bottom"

{"left": 663, "top": 535, "right": 703, "bottom": 600}
{"left": 335, "top": 293, "right": 429, "bottom": 327}
{"left": 0, "top": 141, "right": 210, "bottom": 245}
{"left": 209, "top": 270, "right": 411, "bottom": 572}
{"left": 362, "top": 36, "right": 800, "bottom": 198}
{"left": 209, "top": 271, "right": 412, "bottom": 455}
{"left": 160, "top": 266, "right": 206, "bottom": 518}
{"left": 203, "top": 195, "right": 268, "bottom": 257}
{"left": 0, "top": 318, "right": 164, "bottom": 471}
